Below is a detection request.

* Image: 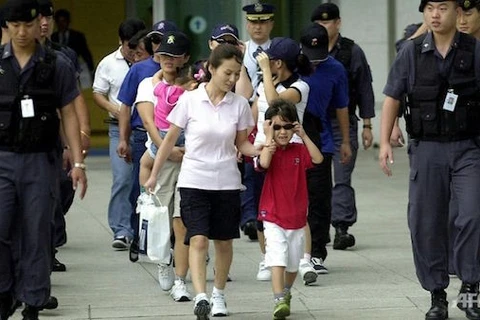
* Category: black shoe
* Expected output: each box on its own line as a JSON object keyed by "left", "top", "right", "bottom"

{"left": 0, "top": 292, "right": 20, "bottom": 320}
{"left": 243, "top": 221, "right": 258, "bottom": 241}
{"left": 129, "top": 239, "right": 139, "bottom": 263}
{"left": 425, "top": 289, "right": 448, "bottom": 320}
{"left": 39, "top": 296, "right": 58, "bottom": 311}
{"left": 333, "top": 226, "right": 355, "bottom": 250}
{"left": 457, "top": 282, "right": 480, "bottom": 319}
{"left": 52, "top": 257, "right": 66, "bottom": 272}
{"left": 21, "top": 306, "right": 39, "bottom": 320}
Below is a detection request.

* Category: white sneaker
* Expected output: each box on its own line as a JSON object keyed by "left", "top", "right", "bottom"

{"left": 157, "top": 262, "right": 174, "bottom": 291}
{"left": 210, "top": 292, "right": 228, "bottom": 317}
{"left": 194, "top": 294, "right": 211, "bottom": 320}
{"left": 299, "top": 258, "right": 318, "bottom": 285}
{"left": 170, "top": 279, "right": 191, "bottom": 302}
{"left": 311, "top": 257, "right": 329, "bottom": 274}
{"left": 256, "top": 260, "right": 272, "bottom": 281}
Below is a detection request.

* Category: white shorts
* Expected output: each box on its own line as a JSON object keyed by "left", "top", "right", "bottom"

{"left": 263, "top": 221, "right": 305, "bottom": 273}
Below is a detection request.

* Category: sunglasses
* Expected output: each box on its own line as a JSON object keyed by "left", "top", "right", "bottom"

{"left": 273, "top": 123, "right": 295, "bottom": 131}
{"left": 214, "top": 38, "right": 238, "bottom": 46}
{"left": 148, "top": 34, "right": 162, "bottom": 45}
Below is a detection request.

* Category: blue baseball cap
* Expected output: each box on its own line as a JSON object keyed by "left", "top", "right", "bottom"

{"left": 210, "top": 23, "right": 239, "bottom": 41}
{"left": 264, "top": 37, "right": 300, "bottom": 62}
{"left": 300, "top": 24, "right": 329, "bottom": 61}
{"left": 148, "top": 20, "right": 178, "bottom": 37}
{"left": 156, "top": 31, "right": 190, "bottom": 56}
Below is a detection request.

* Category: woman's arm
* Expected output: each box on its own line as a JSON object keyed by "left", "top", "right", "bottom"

{"left": 235, "top": 65, "right": 253, "bottom": 100}
{"left": 144, "top": 124, "right": 182, "bottom": 191}
{"left": 137, "top": 101, "right": 163, "bottom": 147}
{"left": 236, "top": 129, "right": 260, "bottom": 157}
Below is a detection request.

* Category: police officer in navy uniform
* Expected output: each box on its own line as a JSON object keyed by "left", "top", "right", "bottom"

{"left": 311, "top": 3, "right": 375, "bottom": 250}
{"left": 240, "top": 2, "right": 275, "bottom": 242}
{"left": 0, "top": 0, "right": 87, "bottom": 319}
{"left": 380, "top": 1, "right": 480, "bottom": 319}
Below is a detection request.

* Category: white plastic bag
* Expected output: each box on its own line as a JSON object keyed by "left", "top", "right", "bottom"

{"left": 136, "top": 191, "right": 171, "bottom": 264}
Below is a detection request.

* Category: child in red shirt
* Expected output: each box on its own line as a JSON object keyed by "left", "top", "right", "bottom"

{"left": 257, "top": 99, "right": 323, "bottom": 319}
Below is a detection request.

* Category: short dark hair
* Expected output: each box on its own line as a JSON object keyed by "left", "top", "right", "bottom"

{"left": 265, "top": 99, "right": 299, "bottom": 123}
{"left": 118, "top": 18, "right": 146, "bottom": 42}
{"left": 54, "top": 9, "right": 70, "bottom": 23}
{"left": 128, "top": 29, "right": 153, "bottom": 55}
{"left": 208, "top": 43, "right": 243, "bottom": 69}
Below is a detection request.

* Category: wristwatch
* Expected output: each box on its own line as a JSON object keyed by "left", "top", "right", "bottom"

{"left": 74, "top": 162, "right": 87, "bottom": 170}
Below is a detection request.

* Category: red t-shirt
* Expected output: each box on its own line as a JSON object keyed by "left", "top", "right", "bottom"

{"left": 258, "top": 143, "right": 313, "bottom": 229}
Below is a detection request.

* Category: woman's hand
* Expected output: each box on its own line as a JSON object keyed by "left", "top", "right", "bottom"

{"left": 144, "top": 176, "right": 157, "bottom": 193}
{"left": 256, "top": 52, "right": 271, "bottom": 73}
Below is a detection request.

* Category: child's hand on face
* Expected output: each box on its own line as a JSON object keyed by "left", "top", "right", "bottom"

{"left": 293, "top": 121, "right": 306, "bottom": 139}
{"left": 263, "top": 119, "right": 275, "bottom": 139}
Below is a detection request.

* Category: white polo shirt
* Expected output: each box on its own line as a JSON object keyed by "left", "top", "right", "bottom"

{"left": 92, "top": 47, "right": 130, "bottom": 117}
{"left": 167, "top": 83, "right": 254, "bottom": 190}
{"left": 254, "top": 75, "right": 310, "bottom": 146}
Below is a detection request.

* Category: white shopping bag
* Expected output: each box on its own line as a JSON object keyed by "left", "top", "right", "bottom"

{"left": 136, "top": 189, "right": 171, "bottom": 264}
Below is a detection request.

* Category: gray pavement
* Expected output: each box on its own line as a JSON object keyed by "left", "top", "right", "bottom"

{"left": 10, "top": 131, "right": 467, "bottom": 320}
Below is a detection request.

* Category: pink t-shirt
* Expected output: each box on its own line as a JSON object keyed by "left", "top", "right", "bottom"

{"left": 153, "top": 81, "right": 186, "bottom": 130}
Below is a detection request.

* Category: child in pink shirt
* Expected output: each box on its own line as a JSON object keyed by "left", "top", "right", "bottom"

{"left": 139, "top": 64, "right": 204, "bottom": 184}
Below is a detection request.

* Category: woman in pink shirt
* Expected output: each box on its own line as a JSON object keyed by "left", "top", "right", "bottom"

{"left": 144, "top": 44, "right": 259, "bottom": 319}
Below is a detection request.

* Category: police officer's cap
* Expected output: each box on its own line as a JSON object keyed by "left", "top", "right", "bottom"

{"left": 418, "top": 0, "right": 457, "bottom": 12}
{"left": 311, "top": 3, "right": 340, "bottom": 22}
{"left": 38, "top": 0, "right": 54, "bottom": 17}
{"left": 3, "top": 0, "right": 39, "bottom": 22}
{"left": 242, "top": 3, "right": 275, "bottom": 21}
{"left": 458, "top": 0, "right": 480, "bottom": 10}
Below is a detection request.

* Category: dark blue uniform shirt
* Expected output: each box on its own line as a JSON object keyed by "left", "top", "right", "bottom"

{"left": 383, "top": 31, "right": 480, "bottom": 100}
{"left": 330, "top": 34, "right": 375, "bottom": 119}
{"left": 1, "top": 41, "right": 79, "bottom": 107}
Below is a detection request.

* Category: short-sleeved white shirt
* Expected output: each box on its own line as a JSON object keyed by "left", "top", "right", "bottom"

{"left": 92, "top": 47, "right": 130, "bottom": 116}
{"left": 135, "top": 77, "right": 156, "bottom": 149}
{"left": 254, "top": 76, "right": 310, "bottom": 146}
{"left": 167, "top": 83, "right": 254, "bottom": 190}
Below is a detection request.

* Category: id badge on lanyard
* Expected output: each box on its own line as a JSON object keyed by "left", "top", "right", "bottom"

{"left": 442, "top": 89, "right": 458, "bottom": 112}
{"left": 21, "top": 95, "right": 35, "bottom": 118}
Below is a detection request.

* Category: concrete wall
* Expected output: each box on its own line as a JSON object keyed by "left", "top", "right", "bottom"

{"left": 339, "top": 0, "right": 423, "bottom": 102}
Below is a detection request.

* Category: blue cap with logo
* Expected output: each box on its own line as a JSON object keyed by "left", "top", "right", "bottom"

{"left": 148, "top": 20, "right": 178, "bottom": 37}
{"left": 300, "top": 23, "right": 329, "bottom": 62}
{"left": 264, "top": 37, "right": 300, "bottom": 62}
{"left": 156, "top": 31, "right": 190, "bottom": 57}
{"left": 3, "top": 0, "right": 39, "bottom": 22}
{"left": 242, "top": 2, "right": 275, "bottom": 21}
{"left": 210, "top": 23, "right": 239, "bottom": 41}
